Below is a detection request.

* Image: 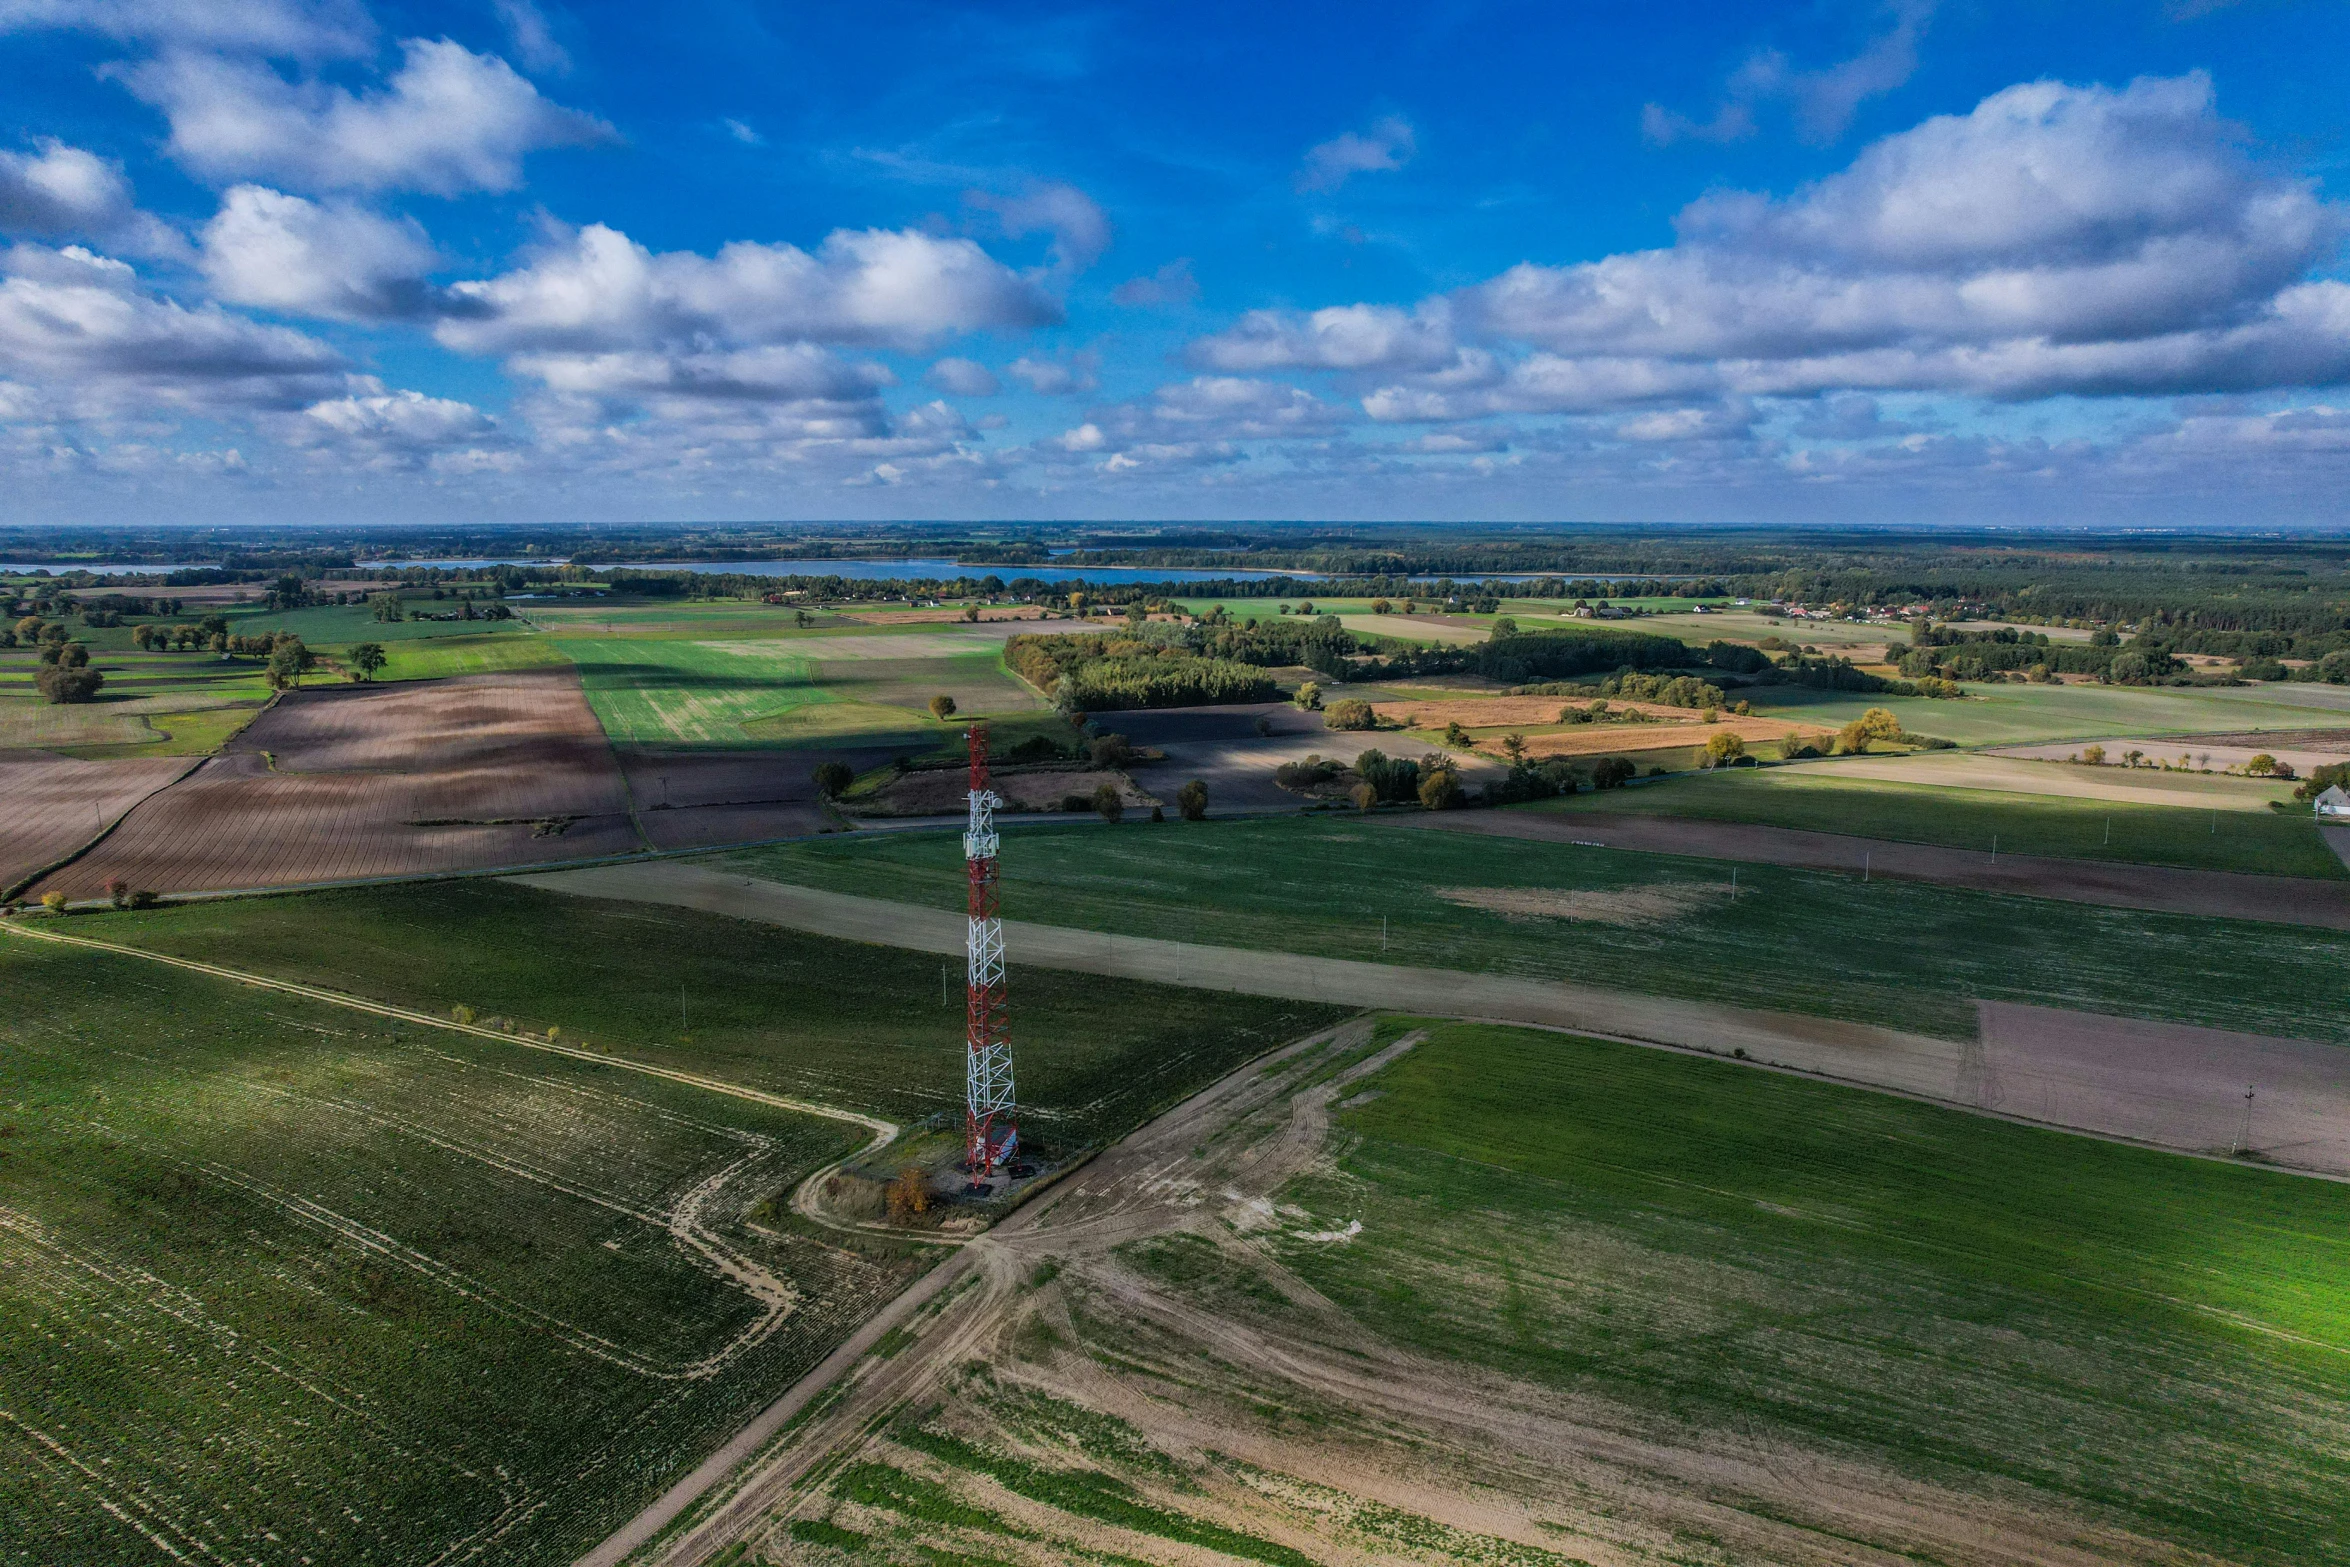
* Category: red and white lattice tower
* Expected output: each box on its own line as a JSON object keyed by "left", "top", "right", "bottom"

{"left": 963, "top": 724, "right": 1017, "bottom": 1174}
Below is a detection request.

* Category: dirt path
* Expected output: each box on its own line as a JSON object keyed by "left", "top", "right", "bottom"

{"left": 618, "top": 1020, "right": 2191, "bottom": 1567}
{"left": 1394, "top": 808, "right": 2350, "bottom": 929}
{"left": 515, "top": 862, "right": 2350, "bottom": 1179}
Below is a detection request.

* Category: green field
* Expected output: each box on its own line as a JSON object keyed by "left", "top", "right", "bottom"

{"left": 722, "top": 815, "right": 2350, "bottom": 1042}
{"left": 1271, "top": 1019, "right": 2350, "bottom": 1566}
{"left": 1545, "top": 766, "right": 2346, "bottom": 878}
{"left": 0, "top": 930, "right": 901, "bottom": 1566}
{"left": 0, "top": 651, "right": 273, "bottom": 757}
{"left": 86, "top": 880, "right": 1348, "bottom": 1147}
{"left": 371, "top": 632, "right": 573, "bottom": 681}
{"left": 1748, "top": 678, "right": 2350, "bottom": 747}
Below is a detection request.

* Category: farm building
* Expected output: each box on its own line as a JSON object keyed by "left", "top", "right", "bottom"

{"left": 2314, "top": 785, "right": 2350, "bottom": 819}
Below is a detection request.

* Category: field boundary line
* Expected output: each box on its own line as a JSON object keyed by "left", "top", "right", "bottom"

{"left": 0, "top": 921, "right": 895, "bottom": 1151}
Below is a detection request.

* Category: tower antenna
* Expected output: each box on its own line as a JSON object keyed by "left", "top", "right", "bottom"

{"left": 963, "top": 724, "right": 1017, "bottom": 1177}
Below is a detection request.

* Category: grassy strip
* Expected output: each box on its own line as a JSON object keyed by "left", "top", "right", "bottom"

{"left": 83, "top": 879, "right": 1350, "bottom": 1149}
{"left": 721, "top": 814, "right": 2350, "bottom": 1043}
{"left": 1276, "top": 1019, "right": 2350, "bottom": 1566}
{"left": 1540, "top": 767, "right": 2344, "bottom": 878}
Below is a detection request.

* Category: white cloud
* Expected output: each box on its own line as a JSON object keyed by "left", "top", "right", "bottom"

{"left": 494, "top": 0, "right": 570, "bottom": 75}
{"left": 0, "top": 0, "right": 373, "bottom": 56}
{"left": 0, "top": 139, "right": 184, "bottom": 256}
{"left": 722, "top": 117, "right": 764, "bottom": 147}
{"left": 197, "top": 185, "right": 438, "bottom": 319}
{"left": 122, "top": 37, "right": 614, "bottom": 196}
{"left": 1312, "top": 75, "right": 2350, "bottom": 420}
{"left": 1644, "top": 0, "right": 1935, "bottom": 148}
{"left": 1296, "top": 115, "right": 1416, "bottom": 194}
{"left": 925, "top": 356, "right": 1000, "bottom": 395}
{"left": 292, "top": 386, "right": 503, "bottom": 468}
{"left": 0, "top": 243, "right": 349, "bottom": 409}
{"left": 1005, "top": 351, "right": 1099, "bottom": 395}
{"left": 1112, "top": 257, "right": 1198, "bottom": 309}
{"left": 1193, "top": 301, "right": 1459, "bottom": 373}
{"left": 969, "top": 181, "right": 1111, "bottom": 276}
{"left": 439, "top": 222, "right": 1059, "bottom": 361}
{"left": 508, "top": 343, "right": 888, "bottom": 404}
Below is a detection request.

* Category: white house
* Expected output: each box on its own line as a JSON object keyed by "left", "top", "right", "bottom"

{"left": 2314, "top": 785, "right": 2350, "bottom": 820}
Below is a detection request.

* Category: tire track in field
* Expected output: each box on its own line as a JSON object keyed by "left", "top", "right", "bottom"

{"left": 0, "top": 920, "right": 896, "bottom": 1151}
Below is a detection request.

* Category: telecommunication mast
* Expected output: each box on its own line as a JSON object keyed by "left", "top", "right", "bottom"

{"left": 962, "top": 724, "right": 1016, "bottom": 1175}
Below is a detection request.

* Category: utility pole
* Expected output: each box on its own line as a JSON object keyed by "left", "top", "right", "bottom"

{"left": 2233, "top": 1084, "right": 2256, "bottom": 1156}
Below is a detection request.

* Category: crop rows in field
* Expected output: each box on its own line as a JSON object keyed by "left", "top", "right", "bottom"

{"left": 0, "top": 756, "right": 190, "bottom": 890}
{"left": 0, "top": 936, "right": 909, "bottom": 1566}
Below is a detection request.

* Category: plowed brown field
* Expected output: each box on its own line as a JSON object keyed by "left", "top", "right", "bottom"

{"left": 33, "top": 670, "right": 641, "bottom": 897}
{"left": 0, "top": 756, "right": 195, "bottom": 893}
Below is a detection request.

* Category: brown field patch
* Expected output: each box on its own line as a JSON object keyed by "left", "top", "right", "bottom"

{"left": 1435, "top": 882, "right": 1725, "bottom": 926}
{"left": 853, "top": 765, "right": 1153, "bottom": 816}
{"left": 31, "top": 669, "right": 639, "bottom": 898}
{"left": 837, "top": 605, "right": 1049, "bottom": 625}
{"left": 1371, "top": 694, "right": 1700, "bottom": 729}
{"left": 0, "top": 756, "right": 194, "bottom": 893}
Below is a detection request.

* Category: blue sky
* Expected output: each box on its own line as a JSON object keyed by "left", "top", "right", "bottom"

{"left": 1, "top": 0, "right": 2347, "bottom": 526}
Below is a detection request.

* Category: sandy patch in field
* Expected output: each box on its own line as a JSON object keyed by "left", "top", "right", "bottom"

{"left": 1804, "top": 752, "right": 2293, "bottom": 810}
{"left": 1435, "top": 881, "right": 1725, "bottom": 926}
{"left": 1515, "top": 716, "right": 1828, "bottom": 759}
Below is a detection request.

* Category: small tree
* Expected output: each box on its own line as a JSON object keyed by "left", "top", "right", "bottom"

{"left": 811, "top": 760, "right": 854, "bottom": 797}
{"left": 1348, "top": 781, "right": 1378, "bottom": 812}
{"left": 1325, "top": 698, "right": 1375, "bottom": 730}
{"left": 1293, "top": 681, "right": 1323, "bottom": 711}
{"left": 106, "top": 879, "right": 129, "bottom": 909}
{"left": 2081, "top": 743, "right": 2107, "bottom": 766}
{"left": 348, "top": 642, "right": 388, "bottom": 681}
{"left": 1417, "top": 767, "right": 1463, "bottom": 810}
{"left": 1443, "top": 720, "right": 1474, "bottom": 749}
{"left": 1500, "top": 732, "right": 1529, "bottom": 765}
{"left": 929, "top": 693, "right": 957, "bottom": 720}
{"left": 2247, "top": 752, "right": 2279, "bottom": 776}
{"left": 36, "top": 664, "right": 103, "bottom": 704}
{"left": 886, "top": 1166, "right": 931, "bottom": 1220}
{"left": 1092, "top": 781, "right": 1124, "bottom": 823}
{"left": 1371, "top": 599, "right": 1392, "bottom": 614}
{"left": 451, "top": 1004, "right": 476, "bottom": 1025}
{"left": 1704, "top": 731, "right": 1746, "bottom": 766}
{"left": 1177, "top": 778, "right": 1209, "bottom": 820}
{"left": 40, "top": 890, "right": 68, "bottom": 914}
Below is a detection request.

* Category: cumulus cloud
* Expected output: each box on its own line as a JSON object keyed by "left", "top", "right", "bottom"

{"left": 0, "top": 0, "right": 373, "bottom": 56}
{"left": 291, "top": 385, "right": 504, "bottom": 468}
{"left": 121, "top": 37, "right": 614, "bottom": 196}
{"left": 925, "top": 356, "right": 1000, "bottom": 395}
{"left": 0, "top": 243, "right": 349, "bottom": 409}
{"left": 1296, "top": 115, "right": 1415, "bottom": 194}
{"left": 439, "top": 222, "right": 1058, "bottom": 362}
{"left": 1112, "top": 257, "right": 1198, "bottom": 309}
{"left": 197, "top": 184, "right": 440, "bottom": 319}
{"left": 1644, "top": 0, "right": 1934, "bottom": 148}
{"left": 0, "top": 139, "right": 184, "bottom": 256}
{"left": 1005, "top": 351, "right": 1099, "bottom": 395}
{"left": 1324, "top": 75, "right": 2350, "bottom": 421}
{"left": 968, "top": 182, "right": 1111, "bottom": 277}
{"left": 1193, "top": 301, "right": 1459, "bottom": 374}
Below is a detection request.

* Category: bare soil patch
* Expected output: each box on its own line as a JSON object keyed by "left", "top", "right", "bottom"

{"left": 1435, "top": 881, "right": 1724, "bottom": 926}
{"left": 838, "top": 606, "right": 1049, "bottom": 625}
{"left": 624, "top": 746, "right": 901, "bottom": 850}
{"left": 32, "top": 670, "right": 639, "bottom": 897}
{"left": 0, "top": 755, "right": 193, "bottom": 893}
